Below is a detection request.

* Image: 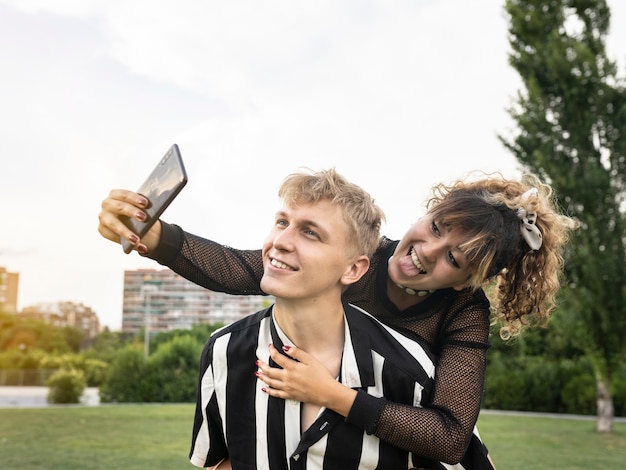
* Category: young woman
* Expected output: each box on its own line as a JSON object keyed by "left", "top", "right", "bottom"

{"left": 98, "top": 172, "right": 577, "bottom": 469}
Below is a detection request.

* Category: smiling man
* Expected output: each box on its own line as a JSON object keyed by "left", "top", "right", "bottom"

{"left": 189, "top": 168, "right": 436, "bottom": 470}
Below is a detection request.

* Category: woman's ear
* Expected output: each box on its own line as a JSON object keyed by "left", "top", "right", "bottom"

{"left": 452, "top": 276, "right": 472, "bottom": 291}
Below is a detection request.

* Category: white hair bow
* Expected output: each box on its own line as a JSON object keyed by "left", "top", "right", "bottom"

{"left": 517, "top": 188, "right": 543, "bottom": 250}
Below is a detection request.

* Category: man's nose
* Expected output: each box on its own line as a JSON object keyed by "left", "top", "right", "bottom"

{"left": 273, "top": 226, "right": 295, "bottom": 250}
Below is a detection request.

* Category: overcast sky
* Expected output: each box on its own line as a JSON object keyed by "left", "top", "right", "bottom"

{"left": 1, "top": 0, "right": 625, "bottom": 330}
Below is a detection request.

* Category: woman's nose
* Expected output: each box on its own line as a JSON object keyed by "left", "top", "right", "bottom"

{"left": 421, "top": 239, "right": 443, "bottom": 262}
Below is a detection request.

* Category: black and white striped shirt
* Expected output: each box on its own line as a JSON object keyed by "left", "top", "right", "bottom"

{"left": 190, "top": 302, "right": 437, "bottom": 469}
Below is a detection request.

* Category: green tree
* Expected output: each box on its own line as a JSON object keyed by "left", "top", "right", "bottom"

{"left": 0, "top": 312, "right": 87, "bottom": 354}
{"left": 62, "top": 326, "right": 84, "bottom": 353}
{"left": 82, "top": 330, "right": 126, "bottom": 363}
{"left": 501, "top": 0, "right": 626, "bottom": 432}
{"left": 150, "top": 323, "right": 221, "bottom": 351}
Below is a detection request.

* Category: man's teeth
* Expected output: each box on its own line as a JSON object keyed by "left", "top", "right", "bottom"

{"left": 271, "top": 258, "right": 294, "bottom": 270}
{"left": 410, "top": 247, "right": 426, "bottom": 274}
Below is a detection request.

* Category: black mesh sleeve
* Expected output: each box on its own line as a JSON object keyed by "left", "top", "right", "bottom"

{"left": 147, "top": 222, "right": 266, "bottom": 295}
{"left": 372, "top": 299, "right": 491, "bottom": 465}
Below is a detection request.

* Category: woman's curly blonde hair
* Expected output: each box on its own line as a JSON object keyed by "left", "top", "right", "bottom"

{"left": 426, "top": 172, "right": 578, "bottom": 339}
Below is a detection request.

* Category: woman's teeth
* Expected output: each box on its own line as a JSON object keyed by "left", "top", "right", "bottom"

{"left": 410, "top": 247, "right": 427, "bottom": 274}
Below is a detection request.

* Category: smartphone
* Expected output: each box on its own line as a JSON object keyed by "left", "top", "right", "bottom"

{"left": 121, "top": 144, "right": 188, "bottom": 254}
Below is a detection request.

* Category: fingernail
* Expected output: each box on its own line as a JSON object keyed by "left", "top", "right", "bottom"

{"left": 138, "top": 197, "right": 148, "bottom": 207}
{"left": 136, "top": 211, "right": 147, "bottom": 221}
{"left": 129, "top": 234, "right": 139, "bottom": 244}
{"left": 137, "top": 244, "right": 148, "bottom": 255}
{"left": 255, "top": 360, "right": 259, "bottom": 366}
{"left": 254, "top": 371, "right": 260, "bottom": 377}
{"left": 261, "top": 388, "right": 267, "bottom": 393}
{"left": 282, "top": 345, "right": 291, "bottom": 352}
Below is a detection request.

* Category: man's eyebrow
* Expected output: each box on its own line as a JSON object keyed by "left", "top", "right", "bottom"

{"left": 301, "top": 218, "right": 329, "bottom": 235}
{"left": 276, "top": 210, "right": 322, "bottom": 225}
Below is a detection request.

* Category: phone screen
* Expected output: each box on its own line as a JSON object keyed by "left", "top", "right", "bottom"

{"left": 121, "top": 144, "right": 188, "bottom": 254}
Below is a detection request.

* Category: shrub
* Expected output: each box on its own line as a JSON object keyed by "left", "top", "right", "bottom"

{"left": 611, "top": 363, "right": 626, "bottom": 417}
{"left": 519, "top": 357, "right": 562, "bottom": 412}
{"left": 147, "top": 335, "right": 203, "bottom": 403}
{"left": 99, "top": 345, "right": 147, "bottom": 403}
{"left": 81, "top": 358, "right": 108, "bottom": 387}
{"left": 483, "top": 353, "right": 527, "bottom": 410}
{"left": 46, "top": 368, "right": 86, "bottom": 404}
{"left": 557, "top": 358, "right": 596, "bottom": 415}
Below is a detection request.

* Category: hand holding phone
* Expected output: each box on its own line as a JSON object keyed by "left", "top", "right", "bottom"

{"left": 120, "top": 144, "right": 188, "bottom": 254}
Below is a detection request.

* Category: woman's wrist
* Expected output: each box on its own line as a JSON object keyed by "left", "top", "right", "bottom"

{"left": 325, "top": 381, "right": 358, "bottom": 417}
{"left": 345, "top": 390, "right": 384, "bottom": 434}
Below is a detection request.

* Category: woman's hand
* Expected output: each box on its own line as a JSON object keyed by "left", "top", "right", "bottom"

{"left": 256, "top": 344, "right": 357, "bottom": 416}
{"left": 97, "top": 189, "right": 161, "bottom": 253}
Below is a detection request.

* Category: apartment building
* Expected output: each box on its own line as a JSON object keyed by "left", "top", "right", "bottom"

{"left": 0, "top": 267, "right": 19, "bottom": 314}
{"left": 122, "top": 268, "right": 268, "bottom": 334}
{"left": 21, "top": 301, "right": 101, "bottom": 341}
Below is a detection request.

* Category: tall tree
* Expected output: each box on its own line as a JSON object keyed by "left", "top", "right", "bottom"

{"left": 501, "top": 0, "right": 626, "bottom": 432}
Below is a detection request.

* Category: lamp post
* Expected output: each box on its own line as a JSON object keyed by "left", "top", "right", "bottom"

{"left": 141, "top": 277, "right": 159, "bottom": 361}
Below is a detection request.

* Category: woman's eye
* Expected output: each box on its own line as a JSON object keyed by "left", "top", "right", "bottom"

{"left": 448, "top": 251, "right": 460, "bottom": 268}
{"left": 431, "top": 220, "right": 441, "bottom": 235}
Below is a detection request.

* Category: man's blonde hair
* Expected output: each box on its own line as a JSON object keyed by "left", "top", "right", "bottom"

{"left": 278, "top": 168, "right": 385, "bottom": 258}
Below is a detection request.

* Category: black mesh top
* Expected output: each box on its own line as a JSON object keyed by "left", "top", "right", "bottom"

{"left": 149, "top": 222, "right": 492, "bottom": 467}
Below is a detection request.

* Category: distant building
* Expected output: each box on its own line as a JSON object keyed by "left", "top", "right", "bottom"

{"left": 0, "top": 267, "right": 19, "bottom": 314}
{"left": 20, "top": 301, "right": 101, "bottom": 340}
{"left": 122, "top": 268, "right": 268, "bottom": 335}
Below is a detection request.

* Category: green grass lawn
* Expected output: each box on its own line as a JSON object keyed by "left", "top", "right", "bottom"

{"left": 0, "top": 404, "right": 193, "bottom": 470}
{"left": 0, "top": 405, "right": 624, "bottom": 469}
{"left": 477, "top": 411, "right": 626, "bottom": 469}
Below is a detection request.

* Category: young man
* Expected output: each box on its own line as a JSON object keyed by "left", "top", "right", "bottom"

{"left": 189, "top": 168, "right": 435, "bottom": 469}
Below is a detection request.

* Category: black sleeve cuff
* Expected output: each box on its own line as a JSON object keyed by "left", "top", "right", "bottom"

{"left": 144, "top": 221, "right": 184, "bottom": 265}
{"left": 345, "top": 389, "right": 385, "bottom": 435}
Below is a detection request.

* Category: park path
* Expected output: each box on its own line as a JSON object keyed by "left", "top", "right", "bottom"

{"left": 0, "top": 386, "right": 100, "bottom": 407}
{"left": 1, "top": 387, "right": 624, "bottom": 424}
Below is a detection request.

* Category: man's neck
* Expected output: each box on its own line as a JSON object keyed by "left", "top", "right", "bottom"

{"left": 274, "top": 298, "right": 346, "bottom": 432}
{"left": 273, "top": 298, "right": 345, "bottom": 360}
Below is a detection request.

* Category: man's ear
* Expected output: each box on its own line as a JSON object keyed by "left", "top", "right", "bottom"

{"left": 341, "top": 256, "right": 370, "bottom": 286}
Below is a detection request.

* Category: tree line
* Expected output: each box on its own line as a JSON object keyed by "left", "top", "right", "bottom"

{"left": 1, "top": 309, "right": 624, "bottom": 416}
